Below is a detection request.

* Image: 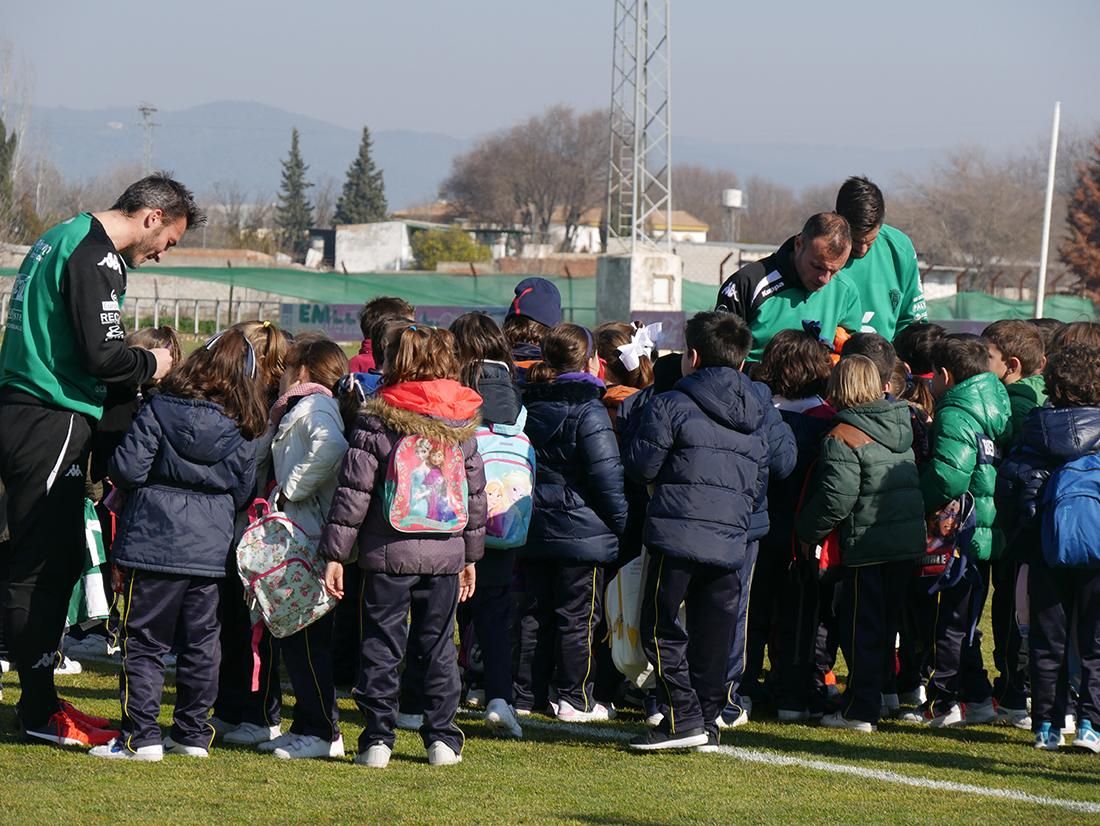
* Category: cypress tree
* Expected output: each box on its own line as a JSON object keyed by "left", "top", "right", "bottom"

{"left": 334, "top": 126, "right": 388, "bottom": 224}
{"left": 275, "top": 128, "right": 314, "bottom": 258}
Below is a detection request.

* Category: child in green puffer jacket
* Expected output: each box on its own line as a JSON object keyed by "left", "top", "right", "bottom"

{"left": 913, "top": 334, "right": 1010, "bottom": 729}
{"left": 795, "top": 356, "right": 925, "bottom": 733}
{"left": 983, "top": 320, "right": 1049, "bottom": 728}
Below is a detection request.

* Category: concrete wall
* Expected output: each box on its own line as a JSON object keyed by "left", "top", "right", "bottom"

{"left": 334, "top": 222, "right": 413, "bottom": 272}
{"left": 597, "top": 251, "right": 683, "bottom": 324}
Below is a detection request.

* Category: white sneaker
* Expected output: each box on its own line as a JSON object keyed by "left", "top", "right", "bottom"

{"left": 930, "top": 703, "right": 966, "bottom": 728}
{"left": 354, "top": 742, "right": 391, "bottom": 769}
{"left": 273, "top": 733, "right": 345, "bottom": 760}
{"left": 223, "top": 722, "right": 281, "bottom": 745}
{"left": 995, "top": 705, "right": 1032, "bottom": 730}
{"left": 89, "top": 739, "right": 163, "bottom": 761}
{"left": 396, "top": 712, "right": 423, "bottom": 731}
{"left": 716, "top": 705, "right": 749, "bottom": 730}
{"left": 163, "top": 735, "right": 209, "bottom": 757}
{"left": 426, "top": 741, "right": 462, "bottom": 766}
{"left": 1063, "top": 714, "right": 1077, "bottom": 736}
{"left": 54, "top": 655, "right": 83, "bottom": 676}
{"left": 899, "top": 686, "right": 926, "bottom": 707}
{"left": 484, "top": 698, "right": 523, "bottom": 739}
{"left": 0, "top": 658, "right": 10, "bottom": 673}
{"left": 645, "top": 710, "right": 665, "bottom": 727}
{"left": 514, "top": 707, "right": 532, "bottom": 718}
{"left": 257, "top": 731, "right": 296, "bottom": 754}
{"left": 555, "top": 700, "right": 614, "bottom": 722}
{"left": 820, "top": 711, "right": 876, "bottom": 733}
{"left": 880, "top": 693, "right": 900, "bottom": 718}
{"left": 964, "top": 698, "right": 996, "bottom": 724}
{"left": 465, "top": 688, "right": 486, "bottom": 708}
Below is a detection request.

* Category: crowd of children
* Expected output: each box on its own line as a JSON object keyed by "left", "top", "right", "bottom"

{"left": 9, "top": 276, "right": 1100, "bottom": 763}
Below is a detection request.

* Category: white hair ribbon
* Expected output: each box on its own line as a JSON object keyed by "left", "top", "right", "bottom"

{"left": 616, "top": 322, "right": 662, "bottom": 371}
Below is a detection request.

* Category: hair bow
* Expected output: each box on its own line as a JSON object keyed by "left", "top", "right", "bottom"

{"left": 617, "top": 323, "right": 662, "bottom": 372}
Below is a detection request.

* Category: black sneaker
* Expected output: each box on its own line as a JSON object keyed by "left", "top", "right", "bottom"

{"left": 695, "top": 729, "right": 720, "bottom": 753}
{"left": 628, "top": 725, "right": 708, "bottom": 751}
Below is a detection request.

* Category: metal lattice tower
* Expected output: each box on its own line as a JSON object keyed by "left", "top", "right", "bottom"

{"left": 137, "top": 102, "right": 159, "bottom": 174}
{"left": 606, "top": 0, "right": 672, "bottom": 252}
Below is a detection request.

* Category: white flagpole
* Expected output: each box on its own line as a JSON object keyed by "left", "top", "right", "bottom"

{"left": 1034, "top": 101, "right": 1061, "bottom": 318}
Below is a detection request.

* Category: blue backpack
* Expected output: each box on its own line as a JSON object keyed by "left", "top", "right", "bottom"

{"left": 475, "top": 407, "right": 535, "bottom": 549}
{"left": 1041, "top": 452, "right": 1100, "bottom": 568}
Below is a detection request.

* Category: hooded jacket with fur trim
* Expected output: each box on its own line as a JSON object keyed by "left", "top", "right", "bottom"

{"left": 318, "top": 379, "right": 487, "bottom": 575}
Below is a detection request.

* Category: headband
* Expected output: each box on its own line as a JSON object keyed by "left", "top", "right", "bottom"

{"left": 205, "top": 331, "right": 257, "bottom": 380}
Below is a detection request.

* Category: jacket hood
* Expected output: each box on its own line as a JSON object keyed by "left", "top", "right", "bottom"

{"left": 603, "top": 383, "right": 640, "bottom": 415}
{"left": 378, "top": 379, "right": 482, "bottom": 421}
{"left": 365, "top": 382, "right": 481, "bottom": 446}
{"left": 940, "top": 372, "right": 1010, "bottom": 436}
{"left": 476, "top": 361, "right": 523, "bottom": 427}
{"left": 512, "top": 342, "right": 543, "bottom": 364}
{"left": 835, "top": 399, "right": 914, "bottom": 453}
{"left": 523, "top": 378, "right": 603, "bottom": 442}
{"left": 1007, "top": 373, "right": 1047, "bottom": 406}
{"left": 674, "top": 367, "right": 765, "bottom": 433}
{"left": 151, "top": 394, "right": 246, "bottom": 463}
{"left": 1020, "top": 405, "right": 1100, "bottom": 461}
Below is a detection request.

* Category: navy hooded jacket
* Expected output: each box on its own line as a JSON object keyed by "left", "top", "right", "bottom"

{"left": 996, "top": 405, "right": 1100, "bottom": 561}
{"left": 623, "top": 366, "right": 795, "bottom": 571}
{"left": 110, "top": 394, "right": 256, "bottom": 578}
{"left": 522, "top": 376, "right": 628, "bottom": 563}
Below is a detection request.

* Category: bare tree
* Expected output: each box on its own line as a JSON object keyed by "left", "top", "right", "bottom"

{"left": 312, "top": 174, "right": 338, "bottom": 229}
{"left": 442, "top": 105, "right": 607, "bottom": 250}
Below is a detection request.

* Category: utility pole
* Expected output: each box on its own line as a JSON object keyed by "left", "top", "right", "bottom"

{"left": 137, "top": 102, "right": 159, "bottom": 175}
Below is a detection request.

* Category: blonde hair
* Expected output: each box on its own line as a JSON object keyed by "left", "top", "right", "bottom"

{"left": 827, "top": 355, "right": 882, "bottom": 410}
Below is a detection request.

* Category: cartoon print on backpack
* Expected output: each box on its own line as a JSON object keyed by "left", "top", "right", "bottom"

{"left": 384, "top": 434, "right": 469, "bottom": 533}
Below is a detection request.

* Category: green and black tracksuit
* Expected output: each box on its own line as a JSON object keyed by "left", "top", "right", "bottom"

{"left": 0, "top": 213, "right": 155, "bottom": 730}
{"left": 716, "top": 236, "right": 863, "bottom": 363}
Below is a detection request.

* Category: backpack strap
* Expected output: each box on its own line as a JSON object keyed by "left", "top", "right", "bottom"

{"left": 827, "top": 422, "right": 873, "bottom": 450}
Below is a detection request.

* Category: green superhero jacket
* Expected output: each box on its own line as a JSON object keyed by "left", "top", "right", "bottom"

{"left": 716, "top": 236, "right": 863, "bottom": 363}
{"left": 838, "top": 223, "right": 927, "bottom": 340}
{"left": 795, "top": 399, "right": 925, "bottom": 567}
{"left": 0, "top": 213, "right": 154, "bottom": 419}
{"left": 920, "top": 372, "right": 1010, "bottom": 561}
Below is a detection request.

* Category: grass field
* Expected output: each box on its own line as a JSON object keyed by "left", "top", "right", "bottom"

{"left": 2, "top": 654, "right": 1099, "bottom": 825}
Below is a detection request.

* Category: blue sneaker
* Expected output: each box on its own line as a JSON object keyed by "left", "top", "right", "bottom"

{"left": 1034, "top": 721, "right": 1064, "bottom": 751}
{"left": 1072, "top": 719, "right": 1100, "bottom": 754}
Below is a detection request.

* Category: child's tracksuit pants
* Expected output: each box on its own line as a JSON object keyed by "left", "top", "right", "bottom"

{"left": 1028, "top": 563, "right": 1100, "bottom": 732}
{"left": 280, "top": 611, "right": 340, "bottom": 742}
{"left": 927, "top": 562, "right": 994, "bottom": 714}
{"left": 354, "top": 571, "right": 463, "bottom": 755}
{"left": 118, "top": 569, "right": 220, "bottom": 750}
{"left": 514, "top": 558, "right": 604, "bottom": 714}
{"left": 641, "top": 551, "right": 740, "bottom": 736}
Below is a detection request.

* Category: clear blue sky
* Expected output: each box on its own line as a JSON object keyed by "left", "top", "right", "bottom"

{"left": 2, "top": 0, "right": 1097, "bottom": 150}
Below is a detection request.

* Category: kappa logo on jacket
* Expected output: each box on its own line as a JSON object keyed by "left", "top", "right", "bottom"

{"left": 64, "top": 463, "right": 84, "bottom": 479}
{"left": 96, "top": 252, "right": 122, "bottom": 273}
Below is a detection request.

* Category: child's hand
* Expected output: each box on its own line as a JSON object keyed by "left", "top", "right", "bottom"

{"left": 111, "top": 564, "right": 125, "bottom": 594}
{"left": 324, "top": 561, "right": 344, "bottom": 600}
{"left": 458, "top": 563, "right": 477, "bottom": 603}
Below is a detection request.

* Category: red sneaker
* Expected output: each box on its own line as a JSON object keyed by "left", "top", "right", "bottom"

{"left": 24, "top": 709, "right": 120, "bottom": 748}
{"left": 59, "top": 700, "right": 112, "bottom": 730}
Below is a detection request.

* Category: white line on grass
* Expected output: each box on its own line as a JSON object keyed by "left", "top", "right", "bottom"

{"left": 518, "top": 719, "right": 1100, "bottom": 815}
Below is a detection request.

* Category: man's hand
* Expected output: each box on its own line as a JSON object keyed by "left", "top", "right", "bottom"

{"left": 458, "top": 563, "right": 477, "bottom": 603}
{"left": 324, "top": 561, "right": 344, "bottom": 600}
{"left": 149, "top": 347, "right": 173, "bottom": 380}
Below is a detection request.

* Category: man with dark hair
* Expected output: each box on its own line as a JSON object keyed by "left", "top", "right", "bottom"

{"left": 0, "top": 172, "right": 201, "bottom": 748}
{"left": 835, "top": 175, "right": 927, "bottom": 340}
{"left": 716, "top": 212, "right": 862, "bottom": 362}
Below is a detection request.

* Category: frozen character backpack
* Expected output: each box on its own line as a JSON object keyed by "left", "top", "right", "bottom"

{"left": 384, "top": 435, "right": 469, "bottom": 533}
{"left": 475, "top": 407, "right": 535, "bottom": 549}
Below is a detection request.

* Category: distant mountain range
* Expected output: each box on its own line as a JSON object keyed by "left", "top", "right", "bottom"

{"left": 23, "top": 100, "right": 941, "bottom": 209}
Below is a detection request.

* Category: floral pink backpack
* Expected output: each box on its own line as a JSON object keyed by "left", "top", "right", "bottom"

{"left": 236, "top": 491, "right": 336, "bottom": 639}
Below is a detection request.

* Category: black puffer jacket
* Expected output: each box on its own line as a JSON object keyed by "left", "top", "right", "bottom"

{"left": 110, "top": 394, "right": 256, "bottom": 578}
{"left": 996, "top": 405, "right": 1100, "bottom": 561}
{"left": 624, "top": 367, "right": 784, "bottom": 571}
{"left": 522, "top": 376, "right": 628, "bottom": 562}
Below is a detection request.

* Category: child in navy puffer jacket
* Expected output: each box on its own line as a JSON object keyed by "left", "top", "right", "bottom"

{"left": 515, "top": 323, "right": 628, "bottom": 722}
{"left": 91, "top": 328, "right": 266, "bottom": 761}
{"left": 997, "top": 342, "right": 1100, "bottom": 751}
{"left": 624, "top": 312, "right": 794, "bottom": 752}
